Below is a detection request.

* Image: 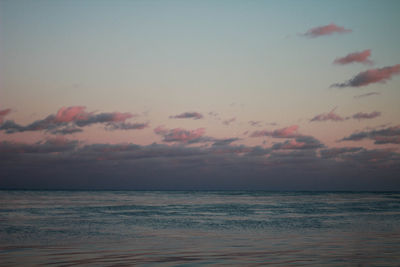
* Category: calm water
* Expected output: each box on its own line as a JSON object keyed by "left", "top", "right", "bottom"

{"left": 0, "top": 191, "right": 399, "bottom": 266}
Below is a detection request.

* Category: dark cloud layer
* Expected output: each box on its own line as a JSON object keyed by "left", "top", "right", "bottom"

{"left": 1, "top": 138, "right": 399, "bottom": 190}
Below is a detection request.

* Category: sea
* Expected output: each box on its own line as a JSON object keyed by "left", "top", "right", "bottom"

{"left": 0, "top": 191, "right": 399, "bottom": 266}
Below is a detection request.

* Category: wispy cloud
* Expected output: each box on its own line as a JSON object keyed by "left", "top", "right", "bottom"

{"left": 248, "top": 121, "right": 262, "bottom": 127}
{"left": 170, "top": 112, "right": 203, "bottom": 120}
{"left": 354, "top": 92, "right": 380, "bottom": 99}
{"left": 251, "top": 125, "right": 300, "bottom": 138}
{"left": 222, "top": 117, "right": 236, "bottom": 126}
{"left": 304, "top": 23, "right": 351, "bottom": 38}
{"left": 333, "top": 49, "right": 372, "bottom": 65}
{"left": 311, "top": 108, "right": 345, "bottom": 122}
{"left": 331, "top": 64, "right": 400, "bottom": 88}
{"left": 311, "top": 109, "right": 381, "bottom": 122}
{"left": 352, "top": 111, "right": 381, "bottom": 120}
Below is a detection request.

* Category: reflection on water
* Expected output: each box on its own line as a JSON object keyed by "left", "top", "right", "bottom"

{"left": 1, "top": 191, "right": 400, "bottom": 266}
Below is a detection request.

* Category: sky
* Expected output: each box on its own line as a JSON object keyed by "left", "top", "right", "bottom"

{"left": 1, "top": 0, "right": 400, "bottom": 190}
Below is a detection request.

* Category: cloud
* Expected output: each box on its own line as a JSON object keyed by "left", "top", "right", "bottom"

{"left": 250, "top": 125, "right": 300, "bottom": 138}
{"left": 272, "top": 136, "right": 324, "bottom": 150}
{"left": 0, "top": 106, "right": 142, "bottom": 135}
{"left": 222, "top": 117, "right": 236, "bottom": 125}
{"left": 320, "top": 147, "right": 364, "bottom": 159}
{"left": 354, "top": 92, "right": 380, "bottom": 99}
{"left": 333, "top": 50, "right": 372, "bottom": 65}
{"left": 248, "top": 121, "right": 262, "bottom": 127}
{"left": 304, "top": 23, "right": 351, "bottom": 38}
{"left": 352, "top": 111, "right": 381, "bottom": 120}
{"left": 1, "top": 137, "right": 400, "bottom": 190}
{"left": 340, "top": 148, "right": 400, "bottom": 168}
{"left": 50, "top": 127, "right": 84, "bottom": 135}
{"left": 0, "top": 137, "right": 78, "bottom": 154}
{"left": 0, "top": 108, "right": 11, "bottom": 123}
{"left": 331, "top": 64, "right": 400, "bottom": 88}
{"left": 154, "top": 126, "right": 206, "bottom": 143}
{"left": 212, "top": 138, "right": 240, "bottom": 146}
{"left": 170, "top": 112, "right": 203, "bottom": 120}
{"left": 341, "top": 125, "right": 400, "bottom": 144}
{"left": 311, "top": 108, "right": 345, "bottom": 122}
{"left": 54, "top": 106, "right": 88, "bottom": 123}
{"left": 311, "top": 109, "right": 380, "bottom": 122}
{"left": 74, "top": 111, "right": 133, "bottom": 127}
{"left": 106, "top": 122, "right": 149, "bottom": 130}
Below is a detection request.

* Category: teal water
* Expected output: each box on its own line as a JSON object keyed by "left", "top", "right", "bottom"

{"left": 1, "top": 191, "right": 399, "bottom": 266}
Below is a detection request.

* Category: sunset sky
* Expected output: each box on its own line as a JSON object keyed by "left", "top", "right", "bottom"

{"left": 1, "top": 0, "right": 400, "bottom": 190}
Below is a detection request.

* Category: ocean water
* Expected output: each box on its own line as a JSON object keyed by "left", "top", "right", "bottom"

{"left": 0, "top": 191, "right": 399, "bottom": 266}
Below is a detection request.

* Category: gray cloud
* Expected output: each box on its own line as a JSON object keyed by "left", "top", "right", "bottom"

{"left": 352, "top": 111, "right": 381, "bottom": 120}
{"left": 170, "top": 112, "right": 203, "bottom": 120}
{"left": 106, "top": 122, "right": 149, "bottom": 130}
{"left": 272, "top": 136, "right": 324, "bottom": 150}
{"left": 341, "top": 125, "right": 400, "bottom": 144}
{"left": 331, "top": 64, "right": 400, "bottom": 88}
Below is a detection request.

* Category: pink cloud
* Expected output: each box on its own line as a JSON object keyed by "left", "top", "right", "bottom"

{"left": 332, "top": 64, "right": 400, "bottom": 88}
{"left": 55, "top": 106, "right": 133, "bottom": 124}
{"left": 0, "top": 108, "right": 11, "bottom": 123}
{"left": 311, "top": 108, "right": 345, "bottom": 122}
{"left": 154, "top": 126, "right": 206, "bottom": 143}
{"left": 352, "top": 111, "right": 381, "bottom": 120}
{"left": 334, "top": 50, "right": 372, "bottom": 65}
{"left": 55, "top": 106, "right": 88, "bottom": 123}
{"left": 111, "top": 112, "right": 134, "bottom": 122}
{"left": 251, "top": 125, "right": 300, "bottom": 138}
{"left": 304, "top": 23, "right": 351, "bottom": 37}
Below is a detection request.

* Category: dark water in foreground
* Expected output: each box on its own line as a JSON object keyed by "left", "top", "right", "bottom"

{"left": 0, "top": 191, "right": 399, "bottom": 266}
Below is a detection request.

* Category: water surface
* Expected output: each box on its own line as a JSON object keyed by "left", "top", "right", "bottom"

{"left": 1, "top": 191, "right": 399, "bottom": 266}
